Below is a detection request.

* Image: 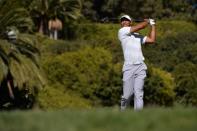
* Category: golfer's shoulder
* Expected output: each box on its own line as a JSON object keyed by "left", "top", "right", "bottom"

{"left": 119, "top": 26, "right": 130, "bottom": 31}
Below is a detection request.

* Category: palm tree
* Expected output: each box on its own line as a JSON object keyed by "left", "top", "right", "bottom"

{"left": 0, "top": 0, "right": 33, "bottom": 36}
{"left": 0, "top": 0, "right": 45, "bottom": 109}
{"left": 0, "top": 31, "right": 46, "bottom": 109}
{"left": 28, "top": 0, "right": 49, "bottom": 34}
{"left": 29, "top": 0, "right": 82, "bottom": 38}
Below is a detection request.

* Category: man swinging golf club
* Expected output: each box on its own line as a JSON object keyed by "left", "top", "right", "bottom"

{"left": 118, "top": 15, "right": 156, "bottom": 111}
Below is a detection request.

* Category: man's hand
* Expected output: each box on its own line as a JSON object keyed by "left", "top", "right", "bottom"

{"left": 145, "top": 19, "right": 156, "bottom": 44}
{"left": 148, "top": 19, "right": 155, "bottom": 26}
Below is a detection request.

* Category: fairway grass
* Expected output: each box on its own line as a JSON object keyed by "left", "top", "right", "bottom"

{"left": 0, "top": 107, "right": 197, "bottom": 131}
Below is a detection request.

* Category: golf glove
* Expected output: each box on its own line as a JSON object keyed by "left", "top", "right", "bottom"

{"left": 149, "top": 19, "right": 155, "bottom": 26}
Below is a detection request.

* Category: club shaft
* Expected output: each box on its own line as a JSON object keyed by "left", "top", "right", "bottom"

{"left": 101, "top": 17, "right": 146, "bottom": 23}
{"left": 133, "top": 19, "right": 144, "bottom": 22}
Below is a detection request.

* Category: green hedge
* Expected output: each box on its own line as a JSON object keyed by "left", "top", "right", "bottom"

{"left": 37, "top": 85, "right": 91, "bottom": 110}
{"left": 144, "top": 65, "right": 175, "bottom": 106}
{"left": 41, "top": 45, "right": 176, "bottom": 108}
{"left": 42, "top": 46, "right": 121, "bottom": 106}
{"left": 76, "top": 21, "right": 197, "bottom": 42}
{"left": 173, "top": 62, "right": 197, "bottom": 106}
{"left": 38, "top": 21, "right": 197, "bottom": 109}
{"left": 143, "top": 31, "right": 197, "bottom": 71}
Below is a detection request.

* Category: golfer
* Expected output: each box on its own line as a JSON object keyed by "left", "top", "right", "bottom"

{"left": 118, "top": 15, "right": 156, "bottom": 110}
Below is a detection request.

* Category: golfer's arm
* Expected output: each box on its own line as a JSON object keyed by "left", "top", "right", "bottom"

{"left": 130, "top": 20, "right": 149, "bottom": 32}
{"left": 145, "top": 25, "right": 156, "bottom": 44}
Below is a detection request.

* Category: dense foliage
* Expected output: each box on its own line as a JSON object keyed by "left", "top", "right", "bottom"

{"left": 34, "top": 20, "right": 196, "bottom": 109}
{"left": 81, "top": 0, "right": 197, "bottom": 23}
{"left": 1, "top": 22, "right": 197, "bottom": 109}
{"left": 0, "top": 0, "right": 45, "bottom": 109}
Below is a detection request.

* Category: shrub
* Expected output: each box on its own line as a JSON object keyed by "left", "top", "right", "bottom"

{"left": 37, "top": 85, "right": 92, "bottom": 110}
{"left": 42, "top": 46, "right": 122, "bottom": 106}
{"left": 143, "top": 31, "right": 197, "bottom": 72}
{"left": 39, "top": 21, "right": 197, "bottom": 107}
{"left": 38, "top": 36, "right": 84, "bottom": 55}
{"left": 144, "top": 64, "right": 175, "bottom": 106}
{"left": 76, "top": 21, "right": 197, "bottom": 43}
{"left": 175, "top": 44, "right": 197, "bottom": 65}
{"left": 173, "top": 62, "right": 197, "bottom": 106}
{"left": 76, "top": 23, "right": 119, "bottom": 42}
{"left": 42, "top": 45, "right": 177, "bottom": 107}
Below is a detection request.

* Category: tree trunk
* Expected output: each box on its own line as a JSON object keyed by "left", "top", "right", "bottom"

{"left": 39, "top": 18, "right": 44, "bottom": 34}
{"left": 7, "top": 80, "right": 14, "bottom": 99}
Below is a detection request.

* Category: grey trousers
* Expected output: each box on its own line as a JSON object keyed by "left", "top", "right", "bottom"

{"left": 121, "top": 62, "right": 147, "bottom": 111}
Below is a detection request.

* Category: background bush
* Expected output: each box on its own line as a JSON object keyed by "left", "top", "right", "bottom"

{"left": 37, "top": 85, "right": 91, "bottom": 110}
{"left": 40, "top": 42, "right": 178, "bottom": 108}
{"left": 37, "top": 20, "right": 197, "bottom": 109}
{"left": 173, "top": 62, "right": 197, "bottom": 106}
{"left": 144, "top": 65, "right": 175, "bottom": 106}
{"left": 42, "top": 46, "right": 122, "bottom": 106}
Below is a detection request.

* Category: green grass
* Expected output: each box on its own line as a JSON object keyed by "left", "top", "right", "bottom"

{"left": 0, "top": 108, "right": 197, "bottom": 131}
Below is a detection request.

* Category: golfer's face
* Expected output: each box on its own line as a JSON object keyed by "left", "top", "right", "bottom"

{"left": 121, "top": 20, "right": 131, "bottom": 27}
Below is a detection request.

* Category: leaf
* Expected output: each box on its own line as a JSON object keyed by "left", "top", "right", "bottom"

{"left": 0, "top": 57, "right": 8, "bottom": 83}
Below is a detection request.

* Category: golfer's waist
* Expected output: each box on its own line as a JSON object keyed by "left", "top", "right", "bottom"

{"left": 124, "top": 58, "right": 144, "bottom": 64}
{"left": 124, "top": 61, "right": 144, "bottom": 65}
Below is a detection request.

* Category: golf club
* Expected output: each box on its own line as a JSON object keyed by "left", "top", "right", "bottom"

{"left": 100, "top": 17, "right": 146, "bottom": 23}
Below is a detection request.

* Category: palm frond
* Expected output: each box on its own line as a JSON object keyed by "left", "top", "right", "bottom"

{"left": 0, "top": 57, "right": 8, "bottom": 82}
{"left": 0, "top": 0, "right": 22, "bottom": 14}
{"left": 0, "top": 41, "right": 11, "bottom": 54}
{"left": 9, "top": 57, "right": 27, "bottom": 88}
{"left": 29, "top": 0, "right": 49, "bottom": 14}
{"left": 0, "top": 41, "right": 13, "bottom": 62}
{"left": 0, "top": 8, "right": 33, "bottom": 35}
{"left": 60, "top": 0, "right": 82, "bottom": 20}
{"left": 16, "top": 34, "right": 40, "bottom": 65}
{"left": 9, "top": 52, "right": 45, "bottom": 92}
{"left": 0, "top": 0, "right": 45, "bottom": 104}
{"left": 0, "top": 34, "right": 45, "bottom": 93}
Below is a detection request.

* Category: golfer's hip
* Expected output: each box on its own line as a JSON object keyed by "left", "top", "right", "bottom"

{"left": 122, "top": 62, "right": 147, "bottom": 81}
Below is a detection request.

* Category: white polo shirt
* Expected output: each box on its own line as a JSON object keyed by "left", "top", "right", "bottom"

{"left": 118, "top": 26, "right": 147, "bottom": 65}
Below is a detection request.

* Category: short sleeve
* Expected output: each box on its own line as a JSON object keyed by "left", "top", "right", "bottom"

{"left": 132, "top": 33, "right": 147, "bottom": 44}
{"left": 118, "top": 27, "right": 131, "bottom": 41}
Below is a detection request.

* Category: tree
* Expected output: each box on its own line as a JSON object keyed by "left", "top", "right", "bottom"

{"left": 29, "top": 0, "right": 82, "bottom": 38}
{"left": 0, "top": 0, "right": 33, "bottom": 37}
{"left": 0, "top": 30, "right": 46, "bottom": 109}
{"left": 139, "top": 0, "right": 163, "bottom": 19}
{"left": 100, "top": 0, "right": 121, "bottom": 18}
{"left": 0, "top": 0, "right": 45, "bottom": 109}
{"left": 81, "top": 0, "right": 97, "bottom": 20}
